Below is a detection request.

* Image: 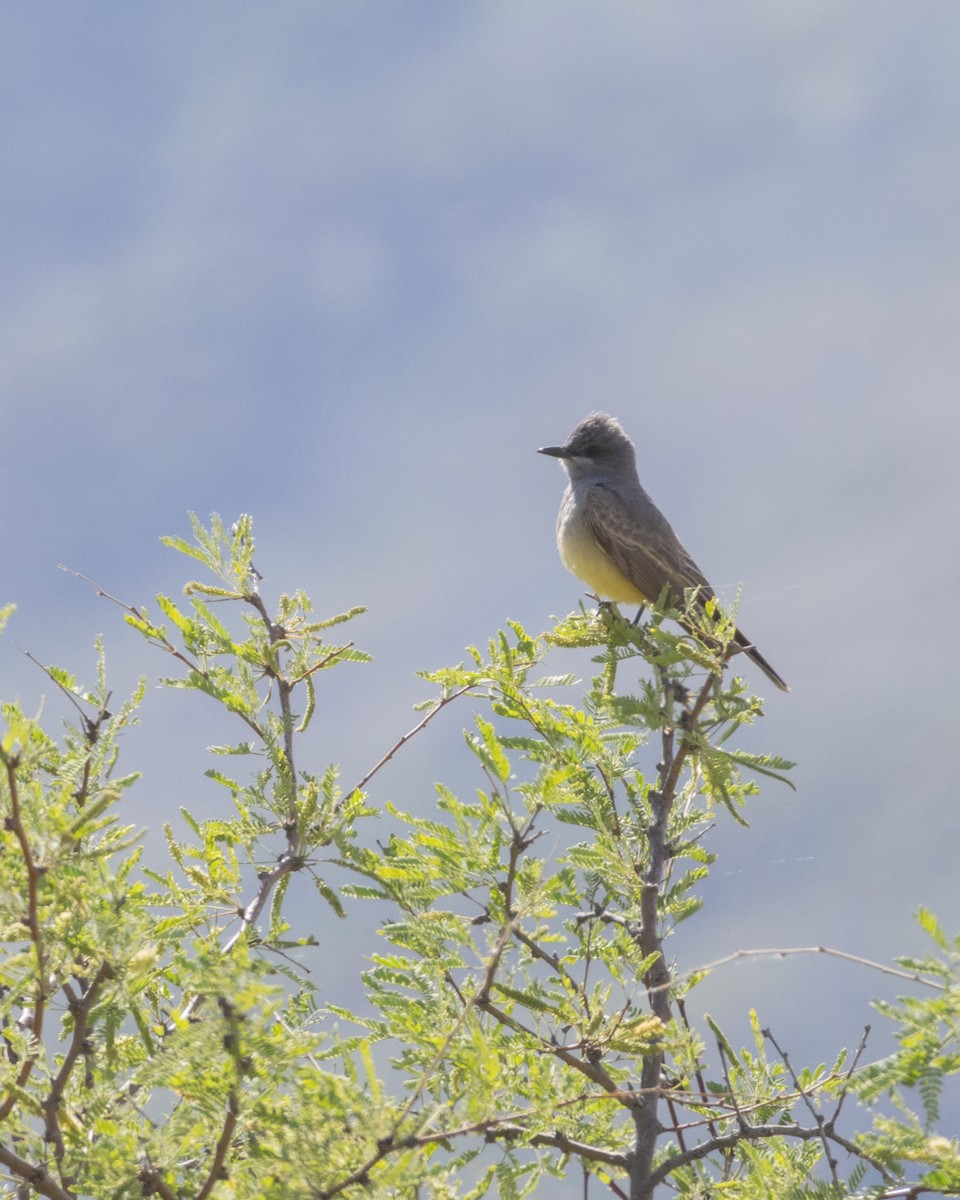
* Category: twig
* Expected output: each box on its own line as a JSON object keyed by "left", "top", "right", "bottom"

{"left": 59, "top": 566, "right": 265, "bottom": 742}
{"left": 0, "top": 752, "right": 47, "bottom": 1122}
{"left": 290, "top": 642, "right": 356, "bottom": 685}
{"left": 219, "top": 686, "right": 474, "bottom": 961}
{"left": 345, "top": 685, "right": 474, "bottom": 802}
{"left": 314, "top": 920, "right": 519, "bottom": 1200}
{"left": 17, "top": 648, "right": 113, "bottom": 808}
{"left": 676, "top": 997, "right": 721, "bottom": 1145}
{"left": 42, "top": 961, "right": 114, "bottom": 1158}
{"left": 647, "top": 1119, "right": 854, "bottom": 1187}
{"left": 829, "top": 1024, "right": 870, "bottom": 1127}
{"left": 763, "top": 1025, "right": 840, "bottom": 1187}
{"left": 668, "top": 945, "right": 946, "bottom": 993}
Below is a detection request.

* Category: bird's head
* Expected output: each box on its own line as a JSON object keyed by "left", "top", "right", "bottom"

{"left": 538, "top": 412, "right": 636, "bottom": 481}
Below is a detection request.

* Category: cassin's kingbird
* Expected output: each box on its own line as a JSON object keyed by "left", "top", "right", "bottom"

{"left": 539, "top": 412, "right": 789, "bottom": 693}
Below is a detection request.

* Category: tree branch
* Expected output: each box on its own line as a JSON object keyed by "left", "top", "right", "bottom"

{"left": 344, "top": 684, "right": 474, "bottom": 802}
{"left": 43, "top": 960, "right": 114, "bottom": 1158}
{"left": 0, "top": 1142, "right": 77, "bottom": 1200}
{"left": 0, "top": 751, "right": 47, "bottom": 1122}
{"left": 195, "top": 1086, "right": 240, "bottom": 1200}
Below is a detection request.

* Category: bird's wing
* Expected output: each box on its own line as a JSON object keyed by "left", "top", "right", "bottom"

{"left": 584, "top": 483, "right": 715, "bottom": 607}
{"left": 585, "top": 484, "right": 790, "bottom": 692}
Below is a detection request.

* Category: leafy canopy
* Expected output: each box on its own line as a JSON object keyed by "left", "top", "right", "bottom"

{"left": 0, "top": 516, "right": 956, "bottom": 1199}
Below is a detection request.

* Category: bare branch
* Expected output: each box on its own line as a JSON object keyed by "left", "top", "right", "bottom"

{"left": 763, "top": 1026, "right": 840, "bottom": 1187}
{"left": 669, "top": 945, "right": 946, "bottom": 993}
{"left": 345, "top": 684, "right": 474, "bottom": 802}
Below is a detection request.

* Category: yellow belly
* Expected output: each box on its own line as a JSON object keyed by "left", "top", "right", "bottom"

{"left": 559, "top": 523, "right": 646, "bottom": 604}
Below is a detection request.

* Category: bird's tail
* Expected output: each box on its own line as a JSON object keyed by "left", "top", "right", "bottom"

{"left": 672, "top": 585, "right": 790, "bottom": 694}
{"left": 732, "top": 628, "right": 790, "bottom": 693}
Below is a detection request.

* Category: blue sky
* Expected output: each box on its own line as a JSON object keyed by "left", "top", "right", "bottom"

{"left": 3, "top": 0, "right": 960, "bottom": 1151}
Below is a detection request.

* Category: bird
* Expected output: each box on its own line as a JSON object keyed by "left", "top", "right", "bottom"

{"left": 539, "top": 412, "right": 789, "bottom": 693}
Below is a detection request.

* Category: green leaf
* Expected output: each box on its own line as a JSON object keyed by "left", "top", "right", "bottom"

{"left": 467, "top": 716, "right": 511, "bottom": 782}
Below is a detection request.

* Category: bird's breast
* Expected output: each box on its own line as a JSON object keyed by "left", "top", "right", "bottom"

{"left": 556, "top": 488, "right": 645, "bottom": 604}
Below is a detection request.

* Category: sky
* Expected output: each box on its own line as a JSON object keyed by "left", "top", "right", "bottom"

{"left": 3, "top": 0, "right": 960, "bottom": 1182}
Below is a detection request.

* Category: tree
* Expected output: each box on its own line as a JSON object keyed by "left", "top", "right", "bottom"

{"left": 0, "top": 514, "right": 957, "bottom": 1199}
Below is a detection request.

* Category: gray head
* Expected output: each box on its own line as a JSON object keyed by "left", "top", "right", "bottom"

{"left": 538, "top": 412, "right": 637, "bottom": 482}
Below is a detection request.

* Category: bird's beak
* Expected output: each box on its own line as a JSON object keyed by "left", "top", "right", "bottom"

{"left": 538, "top": 444, "right": 569, "bottom": 458}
